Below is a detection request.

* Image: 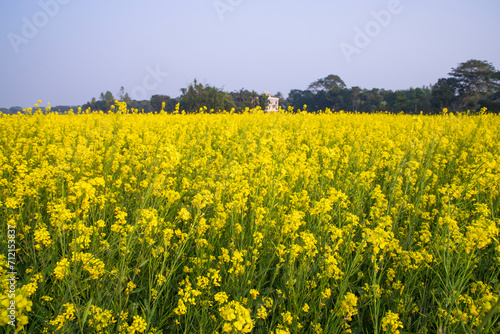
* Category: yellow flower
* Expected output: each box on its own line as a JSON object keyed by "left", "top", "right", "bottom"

{"left": 126, "top": 281, "right": 136, "bottom": 295}
{"left": 174, "top": 299, "right": 187, "bottom": 315}
{"left": 0, "top": 290, "right": 33, "bottom": 331}
{"left": 72, "top": 252, "right": 106, "bottom": 279}
{"left": 257, "top": 305, "right": 268, "bottom": 319}
{"left": 49, "top": 303, "right": 76, "bottom": 331}
{"left": 215, "top": 292, "right": 229, "bottom": 304}
{"left": 129, "top": 315, "right": 147, "bottom": 333}
{"left": 34, "top": 224, "right": 53, "bottom": 250}
{"left": 178, "top": 207, "right": 191, "bottom": 221}
{"left": 281, "top": 311, "right": 293, "bottom": 325}
{"left": 381, "top": 311, "right": 403, "bottom": 334}
{"left": 96, "top": 219, "right": 106, "bottom": 228}
{"left": 249, "top": 289, "right": 259, "bottom": 300}
{"left": 219, "top": 301, "right": 253, "bottom": 333}
{"left": 339, "top": 292, "right": 358, "bottom": 321}
{"left": 53, "top": 258, "right": 70, "bottom": 280}
{"left": 302, "top": 303, "right": 310, "bottom": 313}
{"left": 88, "top": 305, "right": 116, "bottom": 331}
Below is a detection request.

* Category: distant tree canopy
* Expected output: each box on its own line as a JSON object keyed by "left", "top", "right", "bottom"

{"left": 427, "top": 60, "right": 500, "bottom": 113}
{"left": 287, "top": 60, "right": 500, "bottom": 114}
{"left": 308, "top": 74, "right": 347, "bottom": 92}
{"left": 83, "top": 89, "right": 155, "bottom": 113}
{"left": 73, "top": 59, "right": 500, "bottom": 114}
{"left": 292, "top": 77, "right": 430, "bottom": 114}
{"left": 229, "top": 89, "right": 269, "bottom": 112}
{"left": 288, "top": 86, "right": 433, "bottom": 114}
{"left": 82, "top": 90, "right": 116, "bottom": 112}
{"left": 0, "top": 106, "right": 23, "bottom": 114}
{"left": 150, "top": 94, "right": 178, "bottom": 112}
{"left": 431, "top": 78, "right": 460, "bottom": 111}
{"left": 449, "top": 59, "right": 500, "bottom": 110}
{"left": 179, "top": 80, "right": 235, "bottom": 112}
{"left": 118, "top": 86, "right": 132, "bottom": 104}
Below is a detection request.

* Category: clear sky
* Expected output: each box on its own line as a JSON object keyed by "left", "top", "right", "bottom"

{"left": 1, "top": 0, "right": 499, "bottom": 108}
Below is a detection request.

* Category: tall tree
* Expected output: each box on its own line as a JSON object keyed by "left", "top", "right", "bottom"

{"left": 449, "top": 59, "right": 500, "bottom": 109}
{"left": 180, "top": 80, "right": 234, "bottom": 112}
{"left": 360, "top": 88, "right": 383, "bottom": 113}
{"left": 119, "top": 86, "right": 126, "bottom": 101}
{"left": 350, "top": 86, "right": 362, "bottom": 112}
{"left": 431, "top": 78, "right": 460, "bottom": 112}
{"left": 103, "top": 91, "right": 115, "bottom": 111}
{"left": 308, "top": 74, "right": 347, "bottom": 92}
{"left": 229, "top": 89, "right": 265, "bottom": 111}
{"left": 150, "top": 95, "right": 172, "bottom": 112}
{"left": 258, "top": 93, "right": 269, "bottom": 111}
{"left": 117, "top": 86, "right": 132, "bottom": 104}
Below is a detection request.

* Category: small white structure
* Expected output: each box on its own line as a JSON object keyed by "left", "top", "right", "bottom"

{"left": 264, "top": 92, "right": 279, "bottom": 112}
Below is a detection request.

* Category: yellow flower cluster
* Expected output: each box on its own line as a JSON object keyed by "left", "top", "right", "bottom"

{"left": 1, "top": 104, "right": 499, "bottom": 332}
{"left": 127, "top": 315, "right": 148, "bottom": 334}
{"left": 49, "top": 303, "right": 76, "bottom": 331}
{"left": 126, "top": 281, "right": 136, "bottom": 295}
{"left": 219, "top": 300, "right": 253, "bottom": 333}
{"left": 117, "top": 312, "right": 148, "bottom": 334}
{"left": 381, "top": 310, "right": 403, "bottom": 334}
{"left": 72, "top": 252, "right": 106, "bottom": 279}
{"left": 339, "top": 292, "right": 358, "bottom": 321}
{"left": 173, "top": 277, "right": 202, "bottom": 315}
{"left": 88, "top": 305, "right": 116, "bottom": 331}
{"left": 53, "top": 258, "right": 70, "bottom": 280}
{"left": 0, "top": 291, "right": 32, "bottom": 331}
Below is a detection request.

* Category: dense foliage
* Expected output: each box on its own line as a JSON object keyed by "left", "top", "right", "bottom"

{"left": 1, "top": 105, "right": 499, "bottom": 333}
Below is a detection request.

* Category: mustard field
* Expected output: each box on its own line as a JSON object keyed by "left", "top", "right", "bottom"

{"left": 1, "top": 105, "right": 499, "bottom": 333}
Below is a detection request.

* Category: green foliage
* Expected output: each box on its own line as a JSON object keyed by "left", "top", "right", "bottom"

{"left": 150, "top": 95, "right": 178, "bottom": 113}
{"left": 103, "top": 91, "right": 115, "bottom": 110}
{"left": 431, "top": 78, "right": 460, "bottom": 112}
{"left": 119, "top": 86, "right": 132, "bottom": 104}
{"left": 179, "top": 80, "right": 235, "bottom": 112}
{"left": 288, "top": 86, "right": 432, "bottom": 114}
{"left": 308, "top": 74, "right": 347, "bottom": 91}
{"left": 229, "top": 89, "right": 264, "bottom": 112}
{"left": 449, "top": 59, "right": 500, "bottom": 110}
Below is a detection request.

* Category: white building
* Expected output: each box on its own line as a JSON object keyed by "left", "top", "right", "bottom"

{"left": 264, "top": 92, "right": 279, "bottom": 112}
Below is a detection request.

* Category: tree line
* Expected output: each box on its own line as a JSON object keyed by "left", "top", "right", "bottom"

{"left": 286, "top": 60, "right": 500, "bottom": 114}
{"left": 2, "top": 59, "right": 498, "bottom": 114}
{"left": 80, "top": 80, "right": 270, "bottom": 114}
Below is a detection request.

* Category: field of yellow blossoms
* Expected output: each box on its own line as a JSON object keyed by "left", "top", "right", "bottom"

{"left": 1, "top": 103, "right": 499, "bottom": 333}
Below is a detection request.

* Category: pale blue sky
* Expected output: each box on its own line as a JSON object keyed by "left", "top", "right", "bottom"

{"left": 1, "top": 0, "right": 499, "bottom": 107}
